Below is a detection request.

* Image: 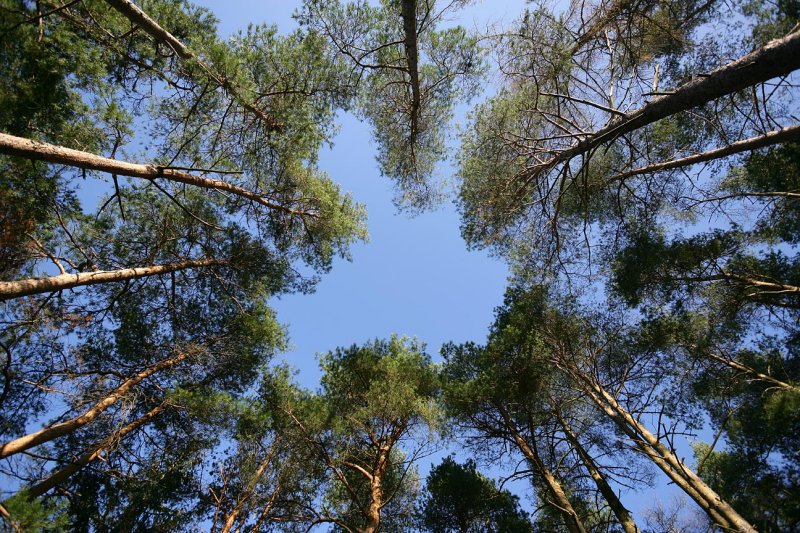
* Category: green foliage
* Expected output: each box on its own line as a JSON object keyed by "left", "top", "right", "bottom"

{"left": 2, "top": 491, "right": 68, "bottom": 532}
{"left": 417, "top": 456, "right": 532, "bottom": 533}
{"left": 692, "top": 443, "right": 800, "bottom": 532}
{"left": 319, "top": 336, "right": 442, "bottom": 435}
{"left": 301, "top": 0, "right": 485, "bottom": 211}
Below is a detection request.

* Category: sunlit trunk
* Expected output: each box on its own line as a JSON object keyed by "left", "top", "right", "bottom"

{"left": 0, "top": 351, "right": 188, "bottom": 458}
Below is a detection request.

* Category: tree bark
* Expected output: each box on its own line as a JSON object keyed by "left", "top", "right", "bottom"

{"left": 556, "top": 414, "right": 640, "bottom": 533}
{"left": 523, "top": 28, "right": 800, "bottom": 186}
{"left": 220, "top": 441, "right": 280, "bottom": 533}
{"left": 0, "top": 351, "right": 188, "bottom": 458}
{"left": 102, "top": 0, "right": 283, "bottom": 132}
{"left": 400, "top": 0, "right": 421, "bottom": 143}
{"left": 567, "top": 370, "right": 757, "bottom": 532}
{"left": 0, "top": 257, "right": 225, "bottom": 301}
{"left": 0, "top": 132, "right": 312, "bottom": 217}
{"left": 605, "top": 124, "right": 800, "bottom": 184}
{"left": 364, "top": 447, "right": 389, "bottom": 533}
{"left": 24, "top": 400, "right": 171, "bottom": 499}
{"left": 497, "top": 406, "right": 588, "bottom": 533}
{"left": 703, "top": 351, "right": 800, "bottom": 393}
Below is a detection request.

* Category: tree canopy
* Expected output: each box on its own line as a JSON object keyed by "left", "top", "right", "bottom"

{"left": 1, "top": 0, "right": 798, "bottom": 531}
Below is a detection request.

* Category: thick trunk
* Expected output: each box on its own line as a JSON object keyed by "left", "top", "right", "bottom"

{"left": 498, "top": 407, "right": 588, "bottom": 533}
{"left": 364, "top": 447, "right": 389, "bottom": 533}
{"left": 0, "top": 257, "right": 225, "bottom": 301}
{"left": 606, "top": 124, "right": 800, "bottom": 183}
{"left": 524, "top": 28, "right": 800, "bottom": 185}
{"left": 0, "top": 351, "right": 188, "bottom": 458}
{"left": 556, "top": 414, "right": 640, "bottom": 533}
{"left": 572, "top": 372, "right": 757, "bottom": 532}
{"left": 102, "top": 0, "right": 283, "bottom": 132}
{"left": 24, "top": 400, "right": 170, "bottom": 499}
{"left": 0, "top": 132, "right": 310, "bottom": 217}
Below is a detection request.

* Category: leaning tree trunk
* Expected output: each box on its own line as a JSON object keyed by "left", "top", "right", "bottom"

{"left": 23, "top": 400, "right": 171, "bottom": 499}
{"left": 569, "top": 371, "right": 758, "bottom": 533}
{"left": 605, "top": 124, "right": 800, "bottom": 184}
{"left": 523, "top": 28, "right": 800, "bottom": 185}
{"left": 0, "top": 132, "right": 310, "bottom": 216}
{"left": 102, "top": 0, "right": 283, "bottom": 132}
{"left": 219, "top": 442, "right": 280, "bottom": 533}
{"left": 0, "top": 257, "right": 225, "bottom": 301}
{"left": 556, "top": 413, "right": 641, "bottom": 533}
{"left": 498, "top": 406, "right": 588, "bottom": 533}
{"left": 0, "top": 351, "right": 189, "bottom": 458}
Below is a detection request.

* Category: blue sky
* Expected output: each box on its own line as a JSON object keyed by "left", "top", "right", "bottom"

{"left": 191, "top": 0, "right": 689, "bottom": 523}
{"left": 191, "top": 0, "right": 525, "bottom": 384}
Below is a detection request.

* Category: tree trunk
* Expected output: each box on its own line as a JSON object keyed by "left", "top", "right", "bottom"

{"left": 364, "top": 447, "right": 390, "bottom": 533}
{"left": 524, "top": 28, "right": 800, "bottom": 186}
{"left": 0, "top": 132, "right": 310, "bottom": 217}
{"left": 400, "top": 0, "right": 421, "bottom": 143}
{"left": 606, "top": 124, "right": 800, "bottom": 184}
{"left": 220, "top": 441, "right": 280, "bottom": 533}
{"left": 0, "top": 257, "right": 225, "bottom": 301}
{"left": 0, "top": 351, "right": 188, "bottom": 458}
{"left": 23, "top": 400, "right": 170, "bottom": 499}
{"left": 497, "top": 407, "right": 588, "bottom": 533}
{"left": 101, "top": 0, "right": 283, "bottom": 132}
{"left": 703, "top": 351, "right": 800, "bottom": 393}
{"left": 570, "top": 372, "right": 757, "bottom": 532}
{"left": 556, "top": 414, "right": 640, "bottom": 533}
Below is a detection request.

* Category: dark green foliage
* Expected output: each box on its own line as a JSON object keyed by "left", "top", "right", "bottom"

{"left": 417, "top": 456, "right": 532, "bottom": 533}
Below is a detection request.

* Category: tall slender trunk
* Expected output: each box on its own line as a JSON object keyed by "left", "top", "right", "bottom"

{"left": 556, "top": 414, "right": 640, "bottom": 533}
{"left": 703, "top": 351, "right": 800, "bottom": 393}
{"left": 220, "top": 441, "right": 279, "bottom": 533}
{"left": 101, "top": 0, "right": 283, "bottom": 132}
{"left": 497, "top": 407, "right": 588, "bottom": 533}
{"left": 0, "top": 132, "right": 310, "bottom": 217}
{"left": 400, "top": 0, "right": 421, "bottom": 143}
{"left": 0, "top": 351, "right": 188, "bottom": 458}
{"left": 523, "top": 28, "right": 800, "bottom": 185}
{"left": 605, "top": 124, "right": 800, "bottom": 184}
{"left": 23, "top": 400, "right": 170, "bottom": 499}
{"left": 568, "top": 370, "right": 757, "bottom": 532}
{"left": 0, "top": 257, "right": 225, "bottom": 301}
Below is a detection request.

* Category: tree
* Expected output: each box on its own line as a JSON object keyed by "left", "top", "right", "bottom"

{"left": 416, "top": 456, "right": 532, "bottom": 533}
{"left": 268, "top": 337, "right": 442, "bottom": 532}
{"left": 443, "top": 288, "right": 647, "bottom": 533}
{"left": 300, "top": 0, "right": 484, "bottom": 210}
{"left": 0, "top": 0, "right": 365, "bottom": 523}
{"left": 457, "top": 0, "right": 800, "bottom": 274}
